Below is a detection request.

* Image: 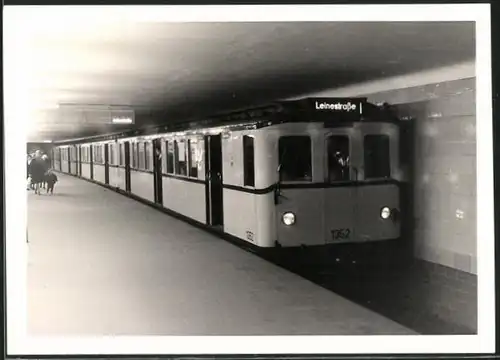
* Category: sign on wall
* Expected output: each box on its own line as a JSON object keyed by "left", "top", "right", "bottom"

{"left": 110, "top": 109, "right": 135, "bottom": 124}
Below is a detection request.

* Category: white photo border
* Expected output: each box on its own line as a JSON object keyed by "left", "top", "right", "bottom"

{"left": 4, "top": 3, "right": 494, "bottom": 355}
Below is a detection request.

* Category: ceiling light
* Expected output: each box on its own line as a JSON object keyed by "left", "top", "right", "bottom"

{"left": 112, "top": 117, "right": 133, "bottom": 124}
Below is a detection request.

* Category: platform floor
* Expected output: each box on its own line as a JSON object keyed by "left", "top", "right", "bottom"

{"left": 27, "top": 174, "right": 416, "bottom": 336}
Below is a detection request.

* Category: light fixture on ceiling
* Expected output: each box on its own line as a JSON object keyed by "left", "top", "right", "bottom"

{"left": 112, "top": 117, "right": 133, "bottom": 124}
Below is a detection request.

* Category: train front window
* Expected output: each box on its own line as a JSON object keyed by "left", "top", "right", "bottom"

{"left": 166, "top": 141, "right": 174, "bottom": 174}
{"left": 327, "top": 135, "right": 350, "bottom": 182}
{"left": 243, "top": 135, "right": 255, "bottom": 187}
{"left": 364, "top": 134, "right": 391, "bottom": 179}
{"left": 278, "top": 136, "right": 312, "bottom": 182}
{"left": 174, "top": 140, "right": 188, "bottom": 176}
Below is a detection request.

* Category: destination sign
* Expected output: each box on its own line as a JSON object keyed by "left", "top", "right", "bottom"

{"left": 309, "top": 97, "right": 365, "bottom": 114}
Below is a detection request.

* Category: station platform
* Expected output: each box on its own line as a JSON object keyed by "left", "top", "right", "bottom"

{"left": 27, "top": 173, "right": 416, "bottom": 336}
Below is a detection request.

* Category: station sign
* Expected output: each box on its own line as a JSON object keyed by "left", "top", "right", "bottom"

{"left": 110, "top": 109, "right": 135, "bottom": 125}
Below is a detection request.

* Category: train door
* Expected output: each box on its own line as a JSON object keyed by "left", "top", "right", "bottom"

{"left": 152, "top": 138, "right": 163, "bottom": 205}
{"left": 58, "top": 148, "right": 62, "bottom": 171}
{"left": 70, "top": 146, "right": 74, "bottom": 175}
{"left": 78, "top": 145, "right": 82, "bottom": 176}
{"left": 72, "top": 146, "right": 76, "bottom": 174}
{"left": 104, "top": 143, "right": 110, "bottom": 185}
{"left": 323, "top": 131, "right": 357, "bottom": 244}
{"left": 124, "top": 141, "right": 131, "bottom": 192}
{"left": 204, "top": 134, "right": 224, "bottom": 227}
{"left": 51, "top": 148, "right": 55, "bottom": 169}
{"left": 67, "top": 148, "right": 72, "bottom": 173}
{"left": 90, "top": 145, "right": 94, "bottom": 180}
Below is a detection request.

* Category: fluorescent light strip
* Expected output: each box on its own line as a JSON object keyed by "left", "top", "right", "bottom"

{"left": 112, "top": 117, "right": 133, "bottom": 124}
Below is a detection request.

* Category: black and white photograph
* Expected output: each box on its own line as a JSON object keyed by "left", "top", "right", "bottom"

{"left": 4, "top": 3, "right": 495, "bottom": 356}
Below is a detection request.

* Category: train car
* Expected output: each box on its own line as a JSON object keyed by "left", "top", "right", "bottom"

{"left": 52, "top": 97, "right": 405, "bottom": 258}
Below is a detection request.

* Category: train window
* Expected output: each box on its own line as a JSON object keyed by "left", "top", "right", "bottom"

{"left": 160, "top": 140, "right": 167, "bottom": 173}
{"left": 174, "top": 140, "right": 188, "bottom": 176}
{"left": 166, "top": 141, "right": 174, "bottom": 174}
{"left": 188, "top": 139, "right": 198, "bottom": 178}
{"left": 327, "top": 135, "right": 350, "bottom": 182}
{"left": 138, "top": 142, "right": 145, "bottom": 170}
{"left": 144, "top": 141, "right": 149, "bottom": 170}
{"left": 121, "top": 143, "right": 125, "bottom": 166}
{"left": 109, "top": 144, "right": 114, "bottom": 165}
{"left": 118, "top": 143, "right": 122, "bottom": 166}
{"left": 122, "top": 143, "right": 126, "bottom": 166}
{"left": 135, "top": 143, "right": 139, "bottom": 168}
{"left": 278, "top": 136, "right": 312, "bottom": 182}
{"left": 243, "top": 135, "right": 255, "bottom": 187}
{"left": 130, "top": 145, "right": 134, "bottom": 167}
{"left": 133, "top": 143, "right": 139, "bottom": 168}
{"left": 144, "top": 141, "right": 153, "bottom": 170}
{"left": 131, "top": 143, "right": 136, "bottom": 168}
{"left": 364, "top": 134, "right": 391, "bottom": 179}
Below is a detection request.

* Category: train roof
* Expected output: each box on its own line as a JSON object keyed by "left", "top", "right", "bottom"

{"left": 53, "top": 97, "right": 399, "bottom": 145}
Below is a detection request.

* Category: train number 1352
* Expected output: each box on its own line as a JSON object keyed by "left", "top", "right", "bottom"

{"left": 331, "top": 228, "right": 351, "bottom": 241}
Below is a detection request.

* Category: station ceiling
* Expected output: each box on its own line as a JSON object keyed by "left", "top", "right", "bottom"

{"left": 5, "top": 10, "right": 475, "bottom": 142}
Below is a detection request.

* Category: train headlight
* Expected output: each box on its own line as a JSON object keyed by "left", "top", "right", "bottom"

{"left": 380, "top": 207, "right": 391, "bottom": 219}
{"left": 282, "top": 212, "right": 296, "bottom": 226}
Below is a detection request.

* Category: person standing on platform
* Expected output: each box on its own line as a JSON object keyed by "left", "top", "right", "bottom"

{"left": 30, "top": 151, "right": 45, "bottom": 195}
{"left": 27, "top": 154, "right": 33, "bottom": 190}
{"left": 41, "top": 153, "right": 50, "bottom": 189}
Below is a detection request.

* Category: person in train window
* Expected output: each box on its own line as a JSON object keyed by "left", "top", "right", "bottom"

{"left": 328, "top": 151, "right": 349, "bottom": 182}
{"left": 155, "top": 147, "right": 161, "bottom": 160}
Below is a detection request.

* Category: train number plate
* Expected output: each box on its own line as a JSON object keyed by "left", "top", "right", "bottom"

{"left": 245, "top": 231, "right": 255, "bottom": 242}
{"left": 330, "top": 228, "right": 351, "bottom": 241}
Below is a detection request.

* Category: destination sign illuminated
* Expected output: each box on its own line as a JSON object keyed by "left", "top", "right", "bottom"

{"left": 112, "top": 117, "right": 133, "bottom": 124}
{"left": 315, "top": 101, "right": 358, "bottom": 112}
{"left": 300, "top": 97, "right": 365, "bottom": 115}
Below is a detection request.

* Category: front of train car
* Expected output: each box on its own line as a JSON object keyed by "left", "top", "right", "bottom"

{"left": 271, "top": 97, "right": 404, "bottom": 263}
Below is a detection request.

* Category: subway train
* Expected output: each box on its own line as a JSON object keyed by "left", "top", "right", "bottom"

{"left": 52, "top": 97, "right": 406, "bottom": 258}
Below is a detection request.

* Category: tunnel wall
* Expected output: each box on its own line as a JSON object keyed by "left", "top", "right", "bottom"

{"left": 301, "top": 61, "right": 477, "bottom": 332}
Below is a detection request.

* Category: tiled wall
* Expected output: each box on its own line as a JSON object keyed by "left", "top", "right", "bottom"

{"left": 361, "top": 77, "right": 477, "bottom": 332}
{"left": 364, "top": 78, "right": 477, "bottom": 274}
